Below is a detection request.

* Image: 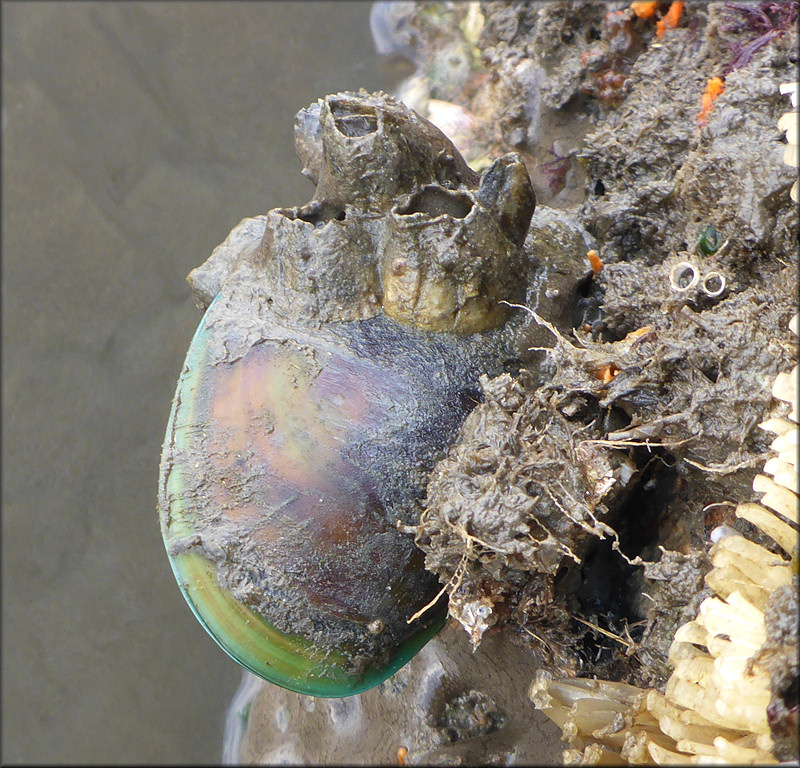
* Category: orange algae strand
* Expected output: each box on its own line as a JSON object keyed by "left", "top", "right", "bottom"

{"left": 698, "top": 76, "right": 726, "bottom": 127}
{"left": 656, "top": 0, "right": 684, "bottom": 37}
{"left": 631, "top": 1, "right": 659, "bottom": 20}
{"left": 587, "top": 249, "right": 604, "bottom": 275}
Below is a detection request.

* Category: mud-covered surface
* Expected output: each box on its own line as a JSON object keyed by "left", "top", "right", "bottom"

{"left": 758, "top": 578, "right": 800, "bottom": 760}
{"left": 236, "top": 623, "right": 562, "bottom": 765}
{"left": 388, "top": 0, "right": 798, "bottom": 692}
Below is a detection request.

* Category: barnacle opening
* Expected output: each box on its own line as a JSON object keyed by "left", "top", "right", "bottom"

{"left": 396, "top": 186, "right": 474, "bottom": 219}
{"left": 329, "top": 99, "right": 379, "bottom": 137}
{"left": 276, "top": 203, "right": 347, "bottom": 227}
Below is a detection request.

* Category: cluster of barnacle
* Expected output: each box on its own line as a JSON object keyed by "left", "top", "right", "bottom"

{"left": 530, "top": 315, "right": 798, "bottom": 764}
{"left": 158, "top": 91, "right": 538, "bottom": 698}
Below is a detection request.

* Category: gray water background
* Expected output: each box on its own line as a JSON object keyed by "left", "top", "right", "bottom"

{"left": 2, "top": 3, "right": 398, "bottom": 762}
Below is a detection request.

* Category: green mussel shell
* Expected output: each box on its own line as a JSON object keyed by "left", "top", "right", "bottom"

{"left": 157, "top": 294, "right": 511, "bottom": 696}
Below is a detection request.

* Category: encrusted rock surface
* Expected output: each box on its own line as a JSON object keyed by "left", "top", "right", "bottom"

{"left": 233, "top": 1, "right": 798, "bottom": 761}
{"left": 397, "top": 0, "right": 798, "bottom": 688}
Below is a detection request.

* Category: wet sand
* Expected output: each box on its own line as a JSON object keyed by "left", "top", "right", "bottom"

{"left": 2, "top": 3, "right": 387, "bottom": 762}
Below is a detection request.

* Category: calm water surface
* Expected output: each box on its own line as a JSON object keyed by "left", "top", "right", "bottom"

{"left": 2, "top": 2, "right": 391, "bottom": 762}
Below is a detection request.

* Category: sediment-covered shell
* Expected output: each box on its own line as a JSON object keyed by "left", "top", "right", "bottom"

{"left": 158, "top": 91, "right": 534, "bottom": 696}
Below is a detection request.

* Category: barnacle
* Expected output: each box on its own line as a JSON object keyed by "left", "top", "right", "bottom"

{"left": 531, "top": 316, "right": 799, "bottom": 764}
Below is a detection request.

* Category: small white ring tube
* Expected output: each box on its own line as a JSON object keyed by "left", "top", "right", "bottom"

{"left": 702, "top": 271, "right": 726, "bottom": 298}
{"left": 669, "top": 261, "right": 700, "bottom": 292}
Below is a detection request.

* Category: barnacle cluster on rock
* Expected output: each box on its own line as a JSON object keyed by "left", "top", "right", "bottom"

{"left": 159, "top": 89, "right": 542, "bottom": 697}
{"left": 188, "top": 90, "right": 534, "bottom": 335}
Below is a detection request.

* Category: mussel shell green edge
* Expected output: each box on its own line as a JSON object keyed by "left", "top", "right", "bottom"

{"left": 165, "top": 547, "right": 445, "bottom": 697}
